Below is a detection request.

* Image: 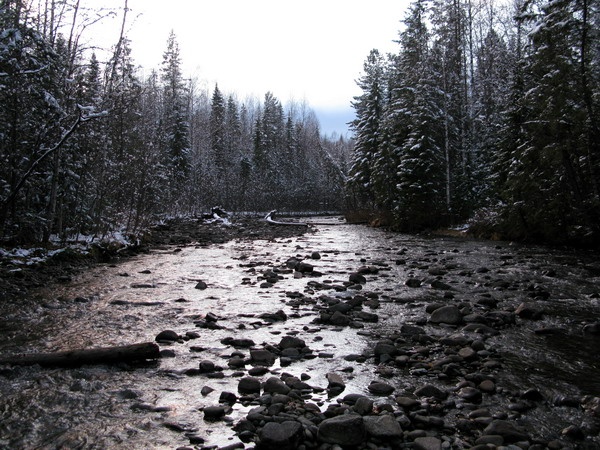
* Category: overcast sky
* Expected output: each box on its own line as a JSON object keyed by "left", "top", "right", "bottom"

{"left": 93, "top": 0, "right": 411, "bottom": 136}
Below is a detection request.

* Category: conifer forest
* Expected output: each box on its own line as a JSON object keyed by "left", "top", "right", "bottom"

{"left": 349, "top": 0, "right": 600, "bottom": 246}
{"left": 1, "top": 0, "right": 599, "bottom": 246}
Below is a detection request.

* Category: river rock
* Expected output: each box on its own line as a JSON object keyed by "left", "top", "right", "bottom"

{"left": 458, "top": 346, "right": 477, "bottom": 360}
{"left": 296, "top": 262, "right": 314, "bottom": 273}
{"left": 155, "top": 330, "right": 179, "bottom": 342}
{"left": 413, "top": 436, "right": 442, "bottom": 450}
{"left": 368, "top": 381, "right": 395, "bottom": 396}
{"left": 250, "top": 349, "right": 277, "bottom": 366}
{"left": 219, "top": 391, "right": 237, "bottom": 405}
{"left": 483, "top": 420, "right": 529, "bottom": 443}
{"left": 238, "top": 377, "right": 261, "bottom": 394}
{"left": 515, "top": 302, "right": 544, "bottom": 320}
{"left": 317, "top": 413, "right": 366, "bottom": 446}
{"left": 258, "top": 420, "right": 303, "bottom": 449}
{"left": 363, "top": 414, "right": 402, "bottom": 438}
{"left": 198, "top": 360, "right": 216, "bottom": 373}
{"left": 430, "top": 280, "right": 452, "bottom": 290}
{"left": 259, "top": 310, "right": 287, "bottom": 322}
{"left": 429, "top": 305, "right": 462, "bottom": 325}
{"left": 326, "top": 372, "right": 345, "bottom": 389}
{"left": 201, "top": 386, "right": 214, "bottom": 396}
{"left": 203, "top": 405, "right": 227, "bottom": 420}
{"left": 349, "top": 273, "right": 367, "bottom": 284}
{"left": 195, "top": 281, "right": 208, "bottom": 290}
{"left": 459, "top": 386, "right": 482, "bottom": 403}
{"left": 396, "top": 396, "right": 420, "bottom": 410}
{"left": 374, "top": 340, "right": 398, "bottom": 357}
{"left": 263, "top": 377, "right": 290, "bottom": 395}
{"left": 405, "top": 278, "right": 422, "bottom": 288}
{"left": 222, "top": 337, "right": 255, "bottom": 348}
{"left": 330, "top": 310, "right": 351, "bottom": 326}
{"left": 353, "top": 396, "right": 374, "bottom": 415}
{"left": 414, "top": 384, "right": 447, "bottom": 400}
{"left": 278, "top": 335, "right": 305, "bottom": 349}
{"left": 478, "top": 379, "right": 496, "bottom": 393}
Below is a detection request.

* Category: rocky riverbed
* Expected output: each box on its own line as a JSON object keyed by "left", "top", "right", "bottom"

{"left": 0, "top": 216, "right": 599, "bottom": 450}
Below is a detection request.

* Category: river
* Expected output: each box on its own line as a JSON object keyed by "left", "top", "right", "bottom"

{"left": 0, "top": 217, "right": 598, "bottom": 449}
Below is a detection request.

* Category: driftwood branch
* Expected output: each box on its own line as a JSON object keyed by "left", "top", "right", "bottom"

{"left": 0, "top": 342, "right": 160, "bottom": 367}
{"left": 264, "top": 210, "right": 309, "bottom": 227}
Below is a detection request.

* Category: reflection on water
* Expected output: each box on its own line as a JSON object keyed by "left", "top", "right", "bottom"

{"left": 0, "top": 217, "right": 599, "bottom": 448}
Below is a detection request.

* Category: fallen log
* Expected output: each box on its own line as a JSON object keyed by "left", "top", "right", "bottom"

{"left": 0, "top": 342, "right": 160, "bottom": 367}
{"left": 264, "top": 210, "right": 309, "bottom": 227}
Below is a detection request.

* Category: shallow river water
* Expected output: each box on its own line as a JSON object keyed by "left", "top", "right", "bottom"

{"left": 0, "top": 217, "right": 599, "bottom": 449}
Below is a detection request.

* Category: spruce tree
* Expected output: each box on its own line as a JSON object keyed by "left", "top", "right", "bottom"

{"left": 348, "top": 49, "right": 386, "bottom": 212}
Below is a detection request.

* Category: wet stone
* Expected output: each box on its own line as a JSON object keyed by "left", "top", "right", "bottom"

{"left": 483, "top": 420, "right": 529, "bottom": 443}
{"left": 222, "top": 337, "right": 255, "bottom": 348}
{"left": 363, "top": 414, "right": 403, "bottom": 438}
{"left": 278, "top": 335, "right": 305, "bottom": 349}
{"left": 195, "top": 281, "right": 208, "bottom": 290}
{"left": 458, "top": 387, "right": 482, "bottom": 403}
{"left": 405, "top": 278, "right": 422, "bottom": 288}
{"left": 414, "top": 384, "right": 448, "bottom": 400}
{"left": 429, "top": 305, "right": 462, "bottom": 325}
{"left": 203, "top": 405, "right": 228, "bottom": 420}
{"left": 396, "top": 396, "right": 420, "bottom": 410}
{"left": 515, "top": 302, "right": 544, "bottom": 320}
{"left": 368, "top": 381, "right": 395, "bottom": 396}
{"left": 478, "top": 379, "right": 496, "bottom": 393}
{"left": 238, "top": 377, "right": 262, "bottom": 394}
{"left": 250, "top": 348, "right": 277, "bottom": 366}
{"left": 353, "top": 396, "right": 374, "bottom": 415}
{"left": 349, "top": 273, "right": 367, "bottom": 284}
{"left": 219, "top": 391, "right": 237, "bottom": 405}
{"left": 413, "top": 436, "right": 442, "bottom": 450}
{"left": 258, "top": 420, "right": 303, "bottom": 450}
{"left": 318, "top": 413, "right": 366, "bottom": 446}
{"left": 263, "top": 377, "right": 291, "bottom": 395}
{"left": 198, "top": 360, "right": 216, "bottom": 373}
{"left": 155, "top": 330, "right": 180, "bottom": 342}
{"left": 200, "top": 386, "right": 214, "bottom": 396}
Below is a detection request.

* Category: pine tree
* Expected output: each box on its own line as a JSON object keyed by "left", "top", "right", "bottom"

{"left": 503, "top": 0, "right": 600, "bottom": 241}
{"left": 389, "top": 0, "right": 447, "bottom": 230}
{"left": 0, "top": 1, "right": 66, "bottom": 240}
{"left": 160, "top": 31, "right": 190, "bottom": 210}
{"left": 209, "top": 84, "right": 227, "bottom": 174}
{"left": 348, "top": 49, "right": 386, "bottom": 211}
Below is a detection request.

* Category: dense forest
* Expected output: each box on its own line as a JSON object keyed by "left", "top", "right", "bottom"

{"left": 2, "top": 0, "right": 599, "bottom": 248}
{"left": 0, "top": 0, "right": 351, "bottom": 245}
{"left": 348, "top": 0, "right": 600, "bottom": 245}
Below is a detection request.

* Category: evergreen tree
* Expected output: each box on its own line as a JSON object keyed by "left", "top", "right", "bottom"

{"left": 209, "top": 84, "right": 227, "bottom": 174}
{"left": 348, "top": 49, "right": 386, "bottom": 210}
{"left": 390, "top": 0, "right": 447, "bottom": 230}
{"left": 0, "top": 1, "right": 66, "bottom": 240}
{"left": 500, "top": 0, "right": 600, "bottom": 241}
{"left": 160, "top": 31, "right": 190, "bottom": 210}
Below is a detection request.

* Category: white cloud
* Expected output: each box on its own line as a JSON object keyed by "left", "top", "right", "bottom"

{"left": 89, "top": 0, "right": 411, "bottom": 133}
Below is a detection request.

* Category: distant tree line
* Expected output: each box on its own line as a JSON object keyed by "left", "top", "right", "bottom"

{"left": 0, "top": 1, "right": 351, "bottom": 244}
{"left": 348, "top": 0, "right": 600, "bottom": 245}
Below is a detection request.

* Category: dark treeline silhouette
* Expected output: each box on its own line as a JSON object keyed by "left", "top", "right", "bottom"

{"left": 0, "top": 1, "right": 351, "bottom": 244}
{"left": 347, "top": 0, "right": 600, "bottom": 245}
